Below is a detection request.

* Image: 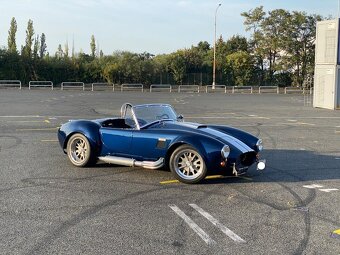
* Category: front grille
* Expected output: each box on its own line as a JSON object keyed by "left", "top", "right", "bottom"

{"left": 239, "top": 152, "right": 257, "bottom": 166}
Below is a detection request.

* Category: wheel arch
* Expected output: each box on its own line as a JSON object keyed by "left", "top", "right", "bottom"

{"left": 62, "top": 121, "right": 102, "bottom": 155}
{"left": 165, "top": 137, "right": 212, "bottom": 169}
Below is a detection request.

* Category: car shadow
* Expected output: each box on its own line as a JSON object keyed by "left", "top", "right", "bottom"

{"left": 201, "top": 149, "right": 340, "bottom": 184}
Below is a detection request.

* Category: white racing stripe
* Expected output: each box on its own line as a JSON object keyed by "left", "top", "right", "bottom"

{"left": 169, "top": 205, "right": 216, "bottom": 245}
{"left": 189, "top": 204, "right": 246, "bottom": 243}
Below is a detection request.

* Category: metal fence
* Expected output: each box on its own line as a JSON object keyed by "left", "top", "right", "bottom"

{"left": 121, "top": 83, "right": 144, "bottom": 92}
{"left": 92, "top": 83, "right": 114, "bottom": 91}
{"left": 61, "top": 82, "right": 85, "bottom": 90}
{"left": 259, "top": 86, "right": 279, "bottom": 94}
{"left": 29, "top": 81, "right": 53, "bottom": 90}
{"left": 178, "top": 85, "right": 200, "bottom": 93}
{"left": 284, "top": 87, "right": 304, "bottom": 94}
{"left": 233, "top": 86, "right": 253, "bottom": 94}
{"left": 0, "top": 79, "right": 315, "bottom": 97}
{"left": 0, "top": 80, "right": 22, "bottom": 89}
{"left": 150, "top": 84, "right": 172, "bottom": 92}
{"left": 205, "top": 85, "right": 227, "bottom": 93}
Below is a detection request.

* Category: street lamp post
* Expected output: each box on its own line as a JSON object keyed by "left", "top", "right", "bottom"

{"left": 212, "top": 3, "right": 221, "bottom": 89}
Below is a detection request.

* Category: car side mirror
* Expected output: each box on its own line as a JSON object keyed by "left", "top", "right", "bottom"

{"left": 177, "top": 114, "right": 184, "bottom": 121}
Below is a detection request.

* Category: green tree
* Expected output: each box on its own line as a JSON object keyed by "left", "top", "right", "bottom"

{"left": 282, "top": 12, "right": 322, "bottom": 87}
{"left": 90, "top": 35, "right": 96, "bottom": 57}
{"left": 169, "top": 51, "right": 186, "bottom": 84}
{"left": 7, "top": 17, "right": 17, "bottom": 53}
{"left": 225, "top": 35, "right": 248, "bottom": 54}
{"left": 64, "top": 41, "right": 69, "bottom": 58}
{"left": 33, "top": 35, "right": 40, "bottom": 59}
{"left": 39, "top": 33, "right": 47, "bottom": 58}
{"left": 55, "top": 44, "right": 63, "bottom": 59}
{"left": 226, "top": 51, "right": 254, "bottom": 86}
{"left": 241, "top": 6, "right": 266, "bottom": 85}
{"left": 23, "top": 19, "right": 34, "bottom": 58}
{"left": 103, "top": 62, "right": 120, "bottom": 83}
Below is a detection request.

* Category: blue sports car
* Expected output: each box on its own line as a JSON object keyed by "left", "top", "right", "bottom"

{"left": 57, "top": 103, "right": 265, "bottom": 184}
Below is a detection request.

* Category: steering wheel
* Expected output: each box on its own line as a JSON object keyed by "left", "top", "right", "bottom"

{"left": 157, "top": 114, "right": 170, "bottom": 120}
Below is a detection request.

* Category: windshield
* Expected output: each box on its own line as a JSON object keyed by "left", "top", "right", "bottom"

{"left": 132, "top": 104, "right": 178, "bottom": 127}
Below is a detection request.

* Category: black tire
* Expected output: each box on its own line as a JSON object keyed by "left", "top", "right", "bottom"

{"left": 169, "top": 145, "right": 207, "bottom": 184}
{"left": 67, "top": 133, "right": 96, "bottom": 167}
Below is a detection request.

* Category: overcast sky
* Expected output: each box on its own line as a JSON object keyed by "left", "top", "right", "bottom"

{"left": 0, "top": 0, "right": 338, "bottom": 55}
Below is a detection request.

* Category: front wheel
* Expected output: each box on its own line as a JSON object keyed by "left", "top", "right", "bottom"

{"left": 169, "top": 145, "right": 207, "bottom": 184}
{"left": 67, "top": 133, "right": 95, "bottom": 167}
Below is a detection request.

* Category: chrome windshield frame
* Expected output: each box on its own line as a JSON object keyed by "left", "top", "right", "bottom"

{"left": 120, "top": 103, "right": 178, "bottom": 130}
{"left": 120, "top": 103, "right": 141, "bottom": 130}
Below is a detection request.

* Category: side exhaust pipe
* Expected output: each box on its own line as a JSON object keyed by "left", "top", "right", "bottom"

{"left": 98, "top": 156, "right": 164, "bottom": 170}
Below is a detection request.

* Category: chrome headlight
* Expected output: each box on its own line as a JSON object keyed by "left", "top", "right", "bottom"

{"left": 221, "top": 145, "right": 230, "bottom": 159}
{"left": 256, "top": 139, "right": 263, "bottom": 151}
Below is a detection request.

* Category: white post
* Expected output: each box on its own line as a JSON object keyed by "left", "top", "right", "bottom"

{"left": 212, "top": 3, "right": 221, "bottom": 89}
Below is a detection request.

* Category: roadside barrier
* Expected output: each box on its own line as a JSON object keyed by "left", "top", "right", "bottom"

{"left": 121, "top": 83, "right": 144, "bottom": 92}
{"left": 0, "top": 80, "right": 22, "bottom": 89}
{"left": 259, "top": 86, "right": 279, "bottom": 94}
{"left": 205, "top": 85, "right": 227, "bottom": 93}
{"left": 150, "top": 84, "right": 172, "bottom": 92}
{"left": 0, "top": 79, "right": 313, "bottom": 96}
{"left": 232, "top": 86, "right": 253, "bottom": 94}
{"left": 178, "top": 85, "right": 199, "bottom": 93}
{"left": 284, "top": 87, "right": 304, "bottom": 94}
{"left": 29, "top": 81, "right": 53, "bottom": 90}
{"left": 92, "top": 83, "right": 114, "bottom": 91}
{"left": 61, "top": 82, "right": 85, "bottom": 90}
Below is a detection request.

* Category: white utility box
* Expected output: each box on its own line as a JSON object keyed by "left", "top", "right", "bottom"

{"left": 314, "top": 19, "right": 340, "bottom": 110}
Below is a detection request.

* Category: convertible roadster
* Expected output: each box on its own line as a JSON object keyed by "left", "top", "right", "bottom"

{"left": 57, "top": 103, "right": 265, "bottom": 184}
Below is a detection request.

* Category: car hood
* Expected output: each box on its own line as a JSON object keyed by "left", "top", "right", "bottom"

{"left": 162, "top": 121, "right": 253, "bottom": 153}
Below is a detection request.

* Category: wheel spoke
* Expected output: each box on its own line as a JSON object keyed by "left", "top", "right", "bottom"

{"left": 174, "top": 148, "right": 205, "bottom": 181}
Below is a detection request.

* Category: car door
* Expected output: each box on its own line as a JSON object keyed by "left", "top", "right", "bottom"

{"left": 100, "top": 127, "right": 133, "bottom": 156}
{"left": 130, "top": 129, "right": 176, "bottom": 161}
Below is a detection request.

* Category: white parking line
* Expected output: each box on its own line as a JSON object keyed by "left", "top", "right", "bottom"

{"left": 302, "top": 184, "right": 338, "bottom": 193}
{"left": 319, "top": 189, "right": 339, "bottom": 193}
{"left": 169, "top": 205, "right": 216, "bottom": 245}
{"left": 189, "top": 204, "right": 246, "bottom": 243}
{"left": 303, "top": 184, "right": 323, "bottom": 189}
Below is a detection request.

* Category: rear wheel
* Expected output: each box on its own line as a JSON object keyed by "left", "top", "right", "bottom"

{"left": 169, "top": 145, "right": 207, "bottom": 184}
{"left": 67, "top": 133, "right": 95, "bottom": 167}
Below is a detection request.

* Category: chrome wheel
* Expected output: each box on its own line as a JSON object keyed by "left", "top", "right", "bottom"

{"left": 67, "top": 133, "right": 93, "bottom": 167}
{"left": 170, "top": 145, "right": 207, "bottom": 184}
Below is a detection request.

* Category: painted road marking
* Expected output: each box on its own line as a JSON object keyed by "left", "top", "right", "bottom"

{"left": 6, "top": 120, "right": 46, "bottom": 123}
{"left": 186, "top": 116, "right": 270, "bottom": 120}
{"left": 159, "top": 179, "right": 180, "bottom": 184}
{"left": 331, "top": 229, "right": 340, "bottom": 238}
{"left": 0, "top": 115, "right": 41, "bottom": 118}
{"left": 41, "top": 139, "right": 58, "bottom": 142}
{"left": 189, "top": 204, "right": 246, "bottom": 243}
{"left": 44, "top": 119, "right": 50, "bottom": 123}
{"left": 160, "top": 175, "right": 252, "bottom": 184}
{"left": 303, "top": 184, "right": 323, "bottom": 189}
{"left": 296, "top": 122, "right": 315, "bottom": 126}
{"left": 169, "top": 205, "right": 216, "bottom": 245}
{"left": 16, "top": 127, "right": 59, "bottom": 131}
{"left": 319, "top": 189, "right": 339, "bottom": 193}
{"left": 303, "top": 184, "right": 338, "bottom": 193}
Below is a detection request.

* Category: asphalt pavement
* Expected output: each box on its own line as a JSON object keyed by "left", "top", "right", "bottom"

{"left": 0, "top": 88, "right": 339, "bottom": 255}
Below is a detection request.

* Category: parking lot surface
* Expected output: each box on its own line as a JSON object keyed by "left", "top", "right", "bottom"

{"left": 0, "top": 89, "right": 339, "bottom": 254}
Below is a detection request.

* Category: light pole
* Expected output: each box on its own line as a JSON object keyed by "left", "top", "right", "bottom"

{"left": 212, "top": 3, "right": 221, "bottom": 89}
